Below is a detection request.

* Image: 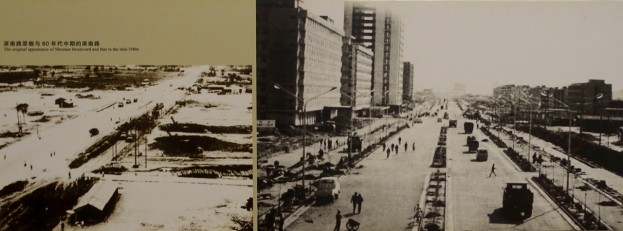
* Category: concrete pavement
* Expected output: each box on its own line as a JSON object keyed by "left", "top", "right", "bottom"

{"left": 286, "top": 116, "right": 438, "bottom": 230}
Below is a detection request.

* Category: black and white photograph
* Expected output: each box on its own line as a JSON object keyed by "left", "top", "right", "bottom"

{"left": 0, "top": 65, "right": 253, "bottom": 230}
{"left": 256, "top": 0, "right": 623, "bottom": 230}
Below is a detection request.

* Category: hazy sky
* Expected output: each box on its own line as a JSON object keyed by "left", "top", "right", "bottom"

{"left": 303, "top": 1, "right": 623, "bottom": 95}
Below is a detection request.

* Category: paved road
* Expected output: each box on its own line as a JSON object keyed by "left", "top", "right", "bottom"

{"left": 287, "top": 100, "right": 576, "bottom": 230}
{"left": 494, "top": 123, "right": 623, "bottom": 230}
{"left": 287, "top": 116, "right": 438, "bottom": 230}
{"left": 445, "top": 104, "right": 574, "bottom": 230}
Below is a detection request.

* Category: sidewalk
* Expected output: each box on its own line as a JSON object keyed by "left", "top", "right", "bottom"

{"left": 261, "top": 117, "right": 406, "bottom": 172}
{"left": 510, "top": 127, "right": 623, "bottom": 195}
{"left": 257, "top": 116, "right": 409, "bottom": 223}
{"left": 500, "top": 126, "right": 623, "bottom": 230}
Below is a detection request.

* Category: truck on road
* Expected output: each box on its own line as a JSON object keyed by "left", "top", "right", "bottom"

{"left": 315, "top": 177, "right": 340, "bottom": 202}
{"left": 464, "top": 122, "right": 474, "bottom": 134}
{"left": 503, "top": 183, "right": 534, "bottom": 219}
{"left": 467, "top": 136, "right": 479, "bottom": 152}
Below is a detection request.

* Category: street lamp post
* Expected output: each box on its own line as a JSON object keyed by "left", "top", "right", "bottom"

{"left": 340, "top": 91, "right": 355, "bottom": 166}
{"left": 274, "top": 84, "right": 337, "bottom": 191}
{"left": 340, "top": 90, "right": 373, "bottom": 165}
{"left": 369, "top": 90, "right": 374, "bottom": 147}
{"left": 548, "top": 96, "right": 573, "bottom": 193}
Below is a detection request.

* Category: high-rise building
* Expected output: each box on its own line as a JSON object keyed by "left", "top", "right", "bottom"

{"left": 402, "top": 62, "right": 414, "bottom": 102}
{"left": 341, "top": 37, "right": 373, "bottom": 114}
{"left": 344, "top": 2, "right": 404, "bottom": 107}
{"left": 257, "top": 0, "right": 344, "bottom": 126}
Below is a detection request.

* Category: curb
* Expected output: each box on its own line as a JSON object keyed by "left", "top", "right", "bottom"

{"left": 578, "top": 178, "right": 623, "bottom": 208}
{"left": 282, "top": 204, "right": 312, "bottom": 229}
{"left": 445, "top": 174, "right": 454, "bottom": 231}
{"left": 526, "top": 177, "right": 583, "bottom": 231}
{"left": 412, "top": 172, "right": 432, "bottom": 231}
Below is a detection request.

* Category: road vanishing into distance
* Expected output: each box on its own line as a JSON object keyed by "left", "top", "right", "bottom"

{"left": 287, "top": 102, "right": 575, "bottom": 231}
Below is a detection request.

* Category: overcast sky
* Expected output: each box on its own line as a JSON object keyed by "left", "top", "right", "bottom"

{"left": 302, "top": 1, "right": 623, "bottom": 95}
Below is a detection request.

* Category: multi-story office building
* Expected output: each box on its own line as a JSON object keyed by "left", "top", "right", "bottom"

{"left": 341, "top": 37, "right": 373, "bottom": 115}
{"left": 403, "top": 62, "right": 414, "bottom": 102}
{"left": 257, "top": 0, "right": 344, "bottom": 126}
{"left": 344, "top": 2, "right": 404, "bottom": 108}
{"left": 566, "top": 79, "right": 612, "bottom": 115}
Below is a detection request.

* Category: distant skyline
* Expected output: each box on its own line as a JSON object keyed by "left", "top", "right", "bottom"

{"left": 302, "top": 1, "right": 623, "bottom": 95}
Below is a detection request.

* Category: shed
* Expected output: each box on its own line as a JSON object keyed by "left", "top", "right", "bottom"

{"left": 72, "top": 182, "right": 120, "bottom": 224}
{"left": 55, "top": 97, "right": 66, "bottom": 105}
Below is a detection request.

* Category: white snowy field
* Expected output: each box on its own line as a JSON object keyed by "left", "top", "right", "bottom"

{"left": 66, "top": 180, "right": 252, "bottom": 231}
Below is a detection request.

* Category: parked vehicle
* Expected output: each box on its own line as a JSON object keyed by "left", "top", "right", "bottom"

{"left": 449, "top": 120, "right": 457, "bottom": 128}
{"left": 464, "top": 122, "right": 474, "bottom": 134}
{"left": 118, "top": 102, "right": 124, "bottom": 107}
{"left": 503, "top": 183, "right": 534, "bottom": 218}
{"left": 315, "top": 177, "right": 340, "bottom": 201}
{"left": 468, "top": 137, "right": 479, "bottom": 152}
{"left": 476, "top": 149, "right": 488, "bottom": 161}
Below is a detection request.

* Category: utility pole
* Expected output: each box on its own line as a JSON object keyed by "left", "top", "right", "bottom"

{"left": 145, "top": 137, "right": 148, "bottom": 168}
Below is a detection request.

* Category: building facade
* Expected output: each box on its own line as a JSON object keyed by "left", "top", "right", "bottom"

{"left": 341, "top": 37, "right": 373, "bottom": 113}
{"left": 565, "top": 79, "right": 612, "bottom": 115}
{"left": 403, "top": 62, "right": 414, "bottom": 103}
{"left": 257, "top": 0, "right": 344, "bottom": 126}
{"left": 344, "top": 2, "right": 404, "bottom": 107}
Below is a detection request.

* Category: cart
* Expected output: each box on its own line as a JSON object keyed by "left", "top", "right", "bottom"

{"left": 346, "top": 218, "right": 360, "bottom": 231}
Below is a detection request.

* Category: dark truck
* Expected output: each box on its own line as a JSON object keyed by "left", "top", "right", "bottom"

{"left": 466, "top": 136, "right": 479, "bottom": 152}
{"left": 503, "top": 183, "right": 534, "bottom": 219}
{"left": 464, "top": 122, "right": 474, "bottom": 134}
{"left": 476, "top": 149, "right": 488, "bottom": 161}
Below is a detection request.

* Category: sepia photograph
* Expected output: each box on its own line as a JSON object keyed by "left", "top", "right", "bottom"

{"left": 256, "top": 0, "right": 623, "bottom": 230}
{"left": 0, "top": 65, "right": 253, "bottom": 231}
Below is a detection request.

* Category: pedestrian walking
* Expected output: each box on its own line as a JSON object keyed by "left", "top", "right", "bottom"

{"left": 387, "top": 149, "right": 391, "bottom": 159}
{"left": 276, "top": 209, "right": 284, "bottom": 231}
{"left": 383, "top": 143, "right": 386, "bottom": 151}
{"left": 415, "top": 206, "right": 423, "bottom": 222}
{"left": 265, "top": 208, "right": 275, "bottom": 230}
{"left": 404, "top": 142, "right": 408, "bottom": 152}
{"left": 30, "top": 165, "right": 32, "bottom": 170}
{"left": 356, "top": 193, "right": 363, "bottom": 214}
{"left": 395, "top": 146, "right": 399, "bottom": 155}
{"left": 391, "top": 143, "right": 395, "bottom": 151}
{"left": 50, "top": 152, "right": 52, "bottom": 157}
{"left": 489, "top": 163, "right": 497, "bottom": 177}
{"left": 334, "top": 210, "right": 342, "bottom": 231}
{"left": 412, "top": 143, "right": 416, "bottom": 151}
{"left": 351, "top": 193, "right": 358, "bottom": 213}
{"left": 399, "top": 137, "right": 402, "bottom": 145}
{"left": 69, "top": 171, "right": 71, "bottom": 179}
{"left": 3, "top": 154, "right": 5, "bottom": 160}
{"left": 532, "top": 152, "right": 537, "bottom": 165}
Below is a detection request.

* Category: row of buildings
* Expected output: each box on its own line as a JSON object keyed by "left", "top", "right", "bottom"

{"left": 492, "top": 79, "right": 622, "bottom": 133}
{"left": 257, "top": 0, "right": 414, "bottom": 127}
